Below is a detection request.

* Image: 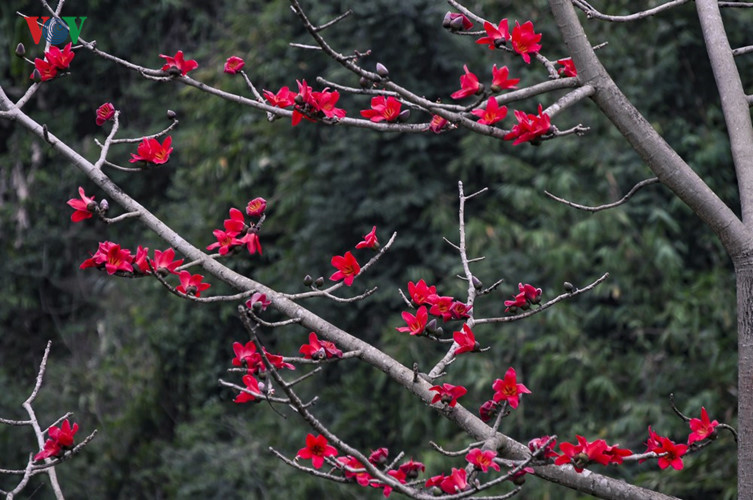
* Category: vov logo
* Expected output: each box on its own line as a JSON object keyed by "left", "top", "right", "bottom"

{"left": 23, "top": 16, "right": 86, "bottom": 46}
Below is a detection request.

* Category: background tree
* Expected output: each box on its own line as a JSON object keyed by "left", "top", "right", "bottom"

{"left": 0, "top": 0, "right": 748, "bottom": 498}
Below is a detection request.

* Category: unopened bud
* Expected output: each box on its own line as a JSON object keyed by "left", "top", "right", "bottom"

{"left": 252, "top": 300, "right": 264, "bottom": 312}
{"left": 472, "top": 276, "right": 483, "bottom": 290}
{"left": 359, "top": 76, "right": 371, "bottom": 88}
{"left": 376, "top": 62, "right": 389, "bottom": 78}
{"left": 449, "top": 16, "right": 466, "bottom": 31}
{"left": 434, "top": 327, "right": 444, "bottom": 337}
{"left": 314, "top": 277, "right": 324, "bottom": 288}
{"left": 166, "top": 109, "right": 177, "bottom": 120}
{"left": 31, "top": 69, "right": 41, "bottom": 82}
{"left": 294, "top": 94, "right": 304, "bottom": 105}
{"left": 15, "top": 43, "right": 26, "bottom": 58}
{"left": 425, "top": 318, "right": 438, "bottom": 334}
{"left": 98, "top": 199, "right": 109, "bottom": 212}
{"left": 475, "top": 82, "right": 485, "bottom": 95}
{"left": 442, "top": 12, "right": 453, "bottom": 28}
{"left": 511, "top": 474, "right": 527, "bottom": 486}
{"left": 303, "top": 274, "right": 314, "bottom": 286}
{"left": 563, "top": 281, "right": 575, "bottom": 293}
{"left": 397, "top": 109, "right": 411, "bottom": 122}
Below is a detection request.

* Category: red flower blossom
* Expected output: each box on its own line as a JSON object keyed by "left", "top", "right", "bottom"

{"left": 129, "top": 136, "right": 173, "bottom": 164}
{"left": 472, "top": 97, "right": 508, "bottom": 126}
{"left": 396, "top": 306, "right": 428, "bottom": 336}
{"left": 313, "top": 88, "right": 347, "bottom": 120}
{"left": 450, "top": 65, "right": 481, "bottom": 100}
{"left": 398, "top": 459, "right": 425, "bottom": 479}
{"left": 369, "top": 447, "right": 389, "bottom": 466}
{"left": 153, "top": 248, "right": 183, "bottom": 276}
{"left": 34, "top": 419, "right": 79, "bottom": 461}
{"left": 264, "top": 350, "right": 295, "bottom": 371}
{"left": 31, "top": 58, "right": 57, "bottom": 81}
{"left": 379, "top": 469, "right": 406, "bottom": 498}
{"left": 263, "top": 86, "right": 296, "bottom": 108}
{"left": 427, "top": 294, "right": 454, "bottom": 321}
{"left": 448, "top": 301, "right": 472, "bottom": 320}
{"left": 491, "top": 64, "right": 520, "bottom": 91}
{"left": 360, "top": 96, "right": 402, "bottom": 123}
{"left": 232, "top": 341, "right": 257, "bottom": 368}
{"left": 355, "top": 226, "right": 379, "bottom": 249}
{"left": 492, "top": 367, "right": 531, "bottom": 409}
{"left": 330, "top": 251, "right": 360, "bottom": 286}
{"left": 479, "top": 399, "right": 498, "bottom": 422}
{"left": 528, "top": 436, "right": 559, "bottom": 459}
{"left": 557, "top": 58, "right": 577, "bottom": 77}
{"left": 440, "top": 468, "right": 469, "bottom": 494}
{"left": 555, "top": 435, "right": 611, "bottom": 472}
{"left": 245, "top": 292, "right": 271, "bottom": 312}
{"left": 80, "top": 241, "right": 134, "bottom": 275}
{"left": 133, "top": 245, "right": 149, "bottom": 274}
{"left": 519, "top": 283, "right": 542, "bottom": 303}
{"left": 424, "top": 474, "right": 446, "bottom": 489}
{"left": 246, "top": 197, "right": 267, "bottom": 217}
{"left": 504, "top": 292, "right": 528, "bottom": 312}
{"left": 223, "top": 207, "right": 246, "bottom": 233}
{"left": 299, "top": 332, "right": 343, "bottom": 359}
{"left": 34, "top": 439, "right": 62, "bottom": 461}
{"left": 688, "top": 407, "right": 719, "bottom": 444}
{"left": 504, "top": 104, "right": 551, "bottom": 145}
{"left": 234, "top": 374, "right": 261, "bottom": 403}
{"left": 429, "top": 383, "right": 467, "bottom": 407}
{"left": 67, "top": 186, "right": 96, "bottom": 222}
{"left": 408, "top": 280, "right": 436, "bottom": 305}
{"left": 338, "top": 456, "right": 371, "bottom": 486}
{"left": 45, "top": 43, "right": 75, "bottom": 70}
{"left": 443, "top": 12, "right": 473, "bottom": 31}
{"left": 651, "top": 434, "right": 688, "bottom": 470}
{"left": 476, "top": 19, "right": 510, "bottom": 49}
{"left": 428, "top": 114, "right": 449, "bottom": 134}
{"left": 160, "top": 50, "right": 198, "bottom": 76}
{"left": 224, "top": 56, "right": 245, "bottom": 74}
{"left": 453, "top": 324, "right": 477, "bottom": 355}
{"left": 511, "top": 21, "right": 542, "bottom": 64}
{"left": 95, "top": 102, "right": 115, "bottom": 126}
{"left": 466, "top": 448, "right": 500, "bottom": 473}
{"left": 207, "top": 229, "right": 243, "bottom": 255}
{"left": 603, "top": 443, "right": 633, "bottom": 465}
{"left": 176, "top": 271, "right": 211, "bottom": 297}
{"left": 240, "top": 232, "right": 263, "bottom": 255}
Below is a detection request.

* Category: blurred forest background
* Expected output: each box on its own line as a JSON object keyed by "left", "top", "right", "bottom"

{"left": 0, "top": 0, "right": 745, "bottom": 498}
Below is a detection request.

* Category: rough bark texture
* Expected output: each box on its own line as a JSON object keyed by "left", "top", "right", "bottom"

{"left": 737, "top": 263, "right": 753, "bottom": 495}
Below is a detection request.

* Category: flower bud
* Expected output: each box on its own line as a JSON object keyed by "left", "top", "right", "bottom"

{"left": 167, "top": 66, "right": 182, "bottom": 76}
{"left": 449, "top": 16, "right": 466, "bottom": 31}
{"left": 442, "top": 12, "right": 453, "bottom": 28}
{"left": 563, "top": 281, "right": 575, "bottom": 293}
{"left": 294, "top": 94, "right": 304, "bottom": 105}
{"left": 166, "top": 109, "right": 177, "bottom": 120}
{"left": 397, "top": 109, "right": 411, "bottom": 122}
{"left": 31, "top": 69, "right": 41, "bottom": 82}
{"left": 434, "top": 327, "right": 444, "bottom": 337}
{"left": 359, "top": 76, "right": 371, "bottom": 88}
{"left": 252, "top": 300, "right": 264, "bottom": 312}
{"left": 376, "top": 62, "right": 389, "bottom": 78}
{"left": 425, "top": 318, "right": 438, "bottom": 334}
{"left": 303, "top": 274, "right": 314, "bottom": 286}
{"left": 98, "top": 199, "right": 109, "bottom": 212}
{"left": 314, "top": 277, "right": 324, "bottom": 288}
{"left": 475, "top": 82, "right": 485, "bottom": 95}
{"left": 511, "top": 474, "right": 527, "bottom": 486}
{"left": 472, "top": 276, "right": 483, "bottom": 290}
{"left": 15, "top": 43, "right": 26, "bottom": 58}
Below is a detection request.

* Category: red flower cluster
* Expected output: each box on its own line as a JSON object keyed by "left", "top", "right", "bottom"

{"left": 34, "top": 419, "right": 79, "bottom": 461}
{"left": 505, "top": 105, "right": 551, "bottom": 145}
{"left": 426, "top": 468, "right": 469, "bottom": 494}
{"left": 207, "top": 203, "right": 265, "bottom": 256}
{"left": 299, "top": 332, "right": 343, "bottom": 360}
{"left": 159, "top": 50, "right": 198, "bottom": 76}
{"left": 96, "top": 102, "right": 116, "bottom": 126}
{"left": 398, "top": 280, "right": 471, "bottom": 334}
{"left": 264, "top": 79, "right": 346, "bottom": 126}
{"left": 129, "top": 136, "right": 173, "bottom": 165}
{"left": 360, "top": 96, "right": 402, "bottom": 123}
{"left": 30, "top": 42, "right": 75, "bottom": 81}
{"left": 492, "top": 367, "right": 531, "bottom": 409}
{"left": 80, "top": 241, "right": 134, "bottom": 275}
{"left": 232, "top": 340, "right": 295, "bottom": 375}
{"left": 555, "top": 435, "right": 632, "bottom": 473}
{"left": 644, "top": 427, "right": 688, "bottom": 470}
{"left": 504, "top": 282, "right": 543, "bottom": 312}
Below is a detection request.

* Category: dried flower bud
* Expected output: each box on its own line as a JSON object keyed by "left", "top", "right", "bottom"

{"left": 472, "top": 276, "right": 483, "bottom": 290}
{"left": 376, "top": 62, "right": 389, "bottom": 78}
{"left": 442, "top": 11, "right": 453, "bottom": 28}
{"left": 303, "top": 274, "right": 314, "bottom": 287}
{"left": 314, "top": 277, "right": 324, "bottom": 288}
{"left": 15, "top": 43, "right": 26, "bottom": 58}
{"left": 166, "top": 109, "right": 177, "bottom": 120}
{"left": 397, "top": 109, "right": 411, "bottom": 122}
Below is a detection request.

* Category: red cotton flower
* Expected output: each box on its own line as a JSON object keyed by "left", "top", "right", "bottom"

{"left": 133, "top": 245, "right": 150, "bottom": 274}
{"left": 479, "top": 399, "right": 498, "bottom": 422}
{"left": 491, "top": 64, "right": 520, "bottom": 92}
{"left": 360, "top": 96, "right": 402, "bottom": 123}
{"left": 330, "top": 251, "right": 360, "bottom": 286}
{"left": 427, "top": 294, "right": 454, "bottom": 321}
{"left": 369, "top": 447, "right": 389, "bottom": 465}
{"left": 355, "top": 226, "right": 379, "bottom": 249}
{"left": 408, "top": 280, "right": 436, "bottom": 305}
{"left": 67, "top": 186, "right": 96, "bottom": 222}
{"left": 129, "top": 136, "right": 173, "bottom": 165}
{"left": 160, "top": 50, "right": 198, "bottom": 76}
{"left": 519, "top": 283, "right": 542, "bottom": 303}
{"left": 313, "top": 88, "right": 347, "bottom": 120}
{"left": 207, "top": 229, "right": 243, "bottom": 255}
{"left": 466, "top": 448, "right": 500, "bottom": 473}
{"left": 529, "top": 436, "right": 559, "bottom": 459}
{"left": 429, "top": 383, "right": 467, "bottom": 407}
{"left": 688, "top": 407, "right": 719, "bottom": 444}
{"left": 603, "top": 443, "right": 633, "bottom": 465}
{"left": 443, "top": 12, "right": 473, "bottom": 31}
{"left": 299, "top": 332, "right": 343, "bottom": 359}
{"left": 398, "top": 459, "right": 425, "bottom": 479}
{"left": 45, "top": 43, "right": 75, "bottom": 70}
{"left": 396, "top": 306, "right": 428, "bottom": 336}
{"left": 176, "top": 270, "right": 211, "bottom": 297}
{"left": 240, "top": 232, "right": 263, "bottom": 255}
{"left": 555, "top": 435, "right": 611, "bottom": 473}
{"left": 428, "top": 114, "right": 449, "bottom": 134}
{"left": 34, "top": 419, "right": 79, "bottom": 461}
{"left": 472, "top": 97, "right": 508, "bottom": 126}
{"left": 79, "top": 241, "right": 134, "bottom": 275}
{"left": 440, "top": 468, "right": 469, "bottom": 494}
{"left": 297, "top": 434, "right": 338, "bottom": 469}
{"left": 263, "top": 86, "right": 296, "bottom": 108}
{"left": 245, "top": 292, "right": 271, "bottom": 312}
{"left": 34, "top": 439, "right": 62, "bottom": 461}
{"left": 557, "top": 58, "right": 577, "bottom": 77}
{"left": 476, "top": 19, "right": 510, "bottom": 49}
{"left": 246, "top": 197, "right": 267, "bottom": 217}
{"left": 450, "top": 65, "right": 481, "bottom": 100}
{"left": 224, "top": 56, "right": 245, "bottom": 74}
{"left": 492, "top": 367, "right": 532, "bottom": 409}
{"left": 152, "top": 248, "right": 183, "bottom": 276}
{"left": 232, "top": 341, "right": 257, "bottom": 368}
{"left": 234, "top": 374, "right": 262, "bottom": 403}
{"left": 338, "top": 456, "right": 372, "bottom": 486}
{"left": 31, "top": 58, "right": 57, "bottom": 81}
{"left": 511, "top": 21, "right": 543, "bottom": 64}
{"left": 453, "top": 324, "right": 478, "bottom": 355}
{"left": 651, "top": 434, "right": 688, "bottom": 470}
{"left": 95, "top": 102, "right": 115, "bottom": 126}
{"left": 504, "top": 104, "right": 551, "bottom": 145}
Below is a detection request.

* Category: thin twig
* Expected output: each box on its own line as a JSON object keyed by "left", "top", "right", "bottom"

{"left": 545, "top": 177, "right": 659, "bottom": 212}
{"left": 573, "top": 0, "right": 691, "bottom": 21}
